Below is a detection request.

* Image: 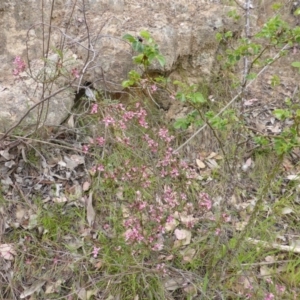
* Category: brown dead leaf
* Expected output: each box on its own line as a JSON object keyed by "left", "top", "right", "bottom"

{"left": 20, "top": 280, "right": 46, "bottom": 299}
{"left": 183, "top": 284, "right": 197, "bottom": 297}
{"left": 180, "top": 247, "right": 196, "bottom": 262}
{"left": 45, "top": 279, "right": 63, "bottom": 294}
{"left": 205, "top": 158, "right": 219, "bottom": 169}
{"left": 164, "top": 277, "right": 185, "bottom": 291}
{"left": 196, "top": 159, "right": 206, "bottom": 169}
{"left": 15, "top": 205, "right": 26, "bottom": 221}
{"left": 78, "top": 287, "right": 87, "bottom": 300}
{"left": 260, "top": 265, "right": 272, "bottom": 277}
{"left": 82, "top": 181, "right": 91, "bottom": 192}
{"left": 0, "top": 149, "right": 11, "bottom": 160}
{"left": 64, "top": 154, "right": 85, "bottom": 170}
{"left": 165, "top": 218, "right": 179, "bottom": 232}
{"left": 0, "top": 243, "right": 16, "bottom": 260}
{"left": 53, "top": 196, "right": 68, "bottom": 203}
{"left": 95, "top": 260, "right": 103, "bottom": 269}
{"left": 174, "top": 229, "right": 191, "bottom": 246}
{"left": 67, "top": 114, "right": 75, "bottom": 128}
{"left": 235, "top": 221, "right": 248, "bottom": 231}
{"left": 86, "top": 192, "right": 95, "bottom": 227}
{"left": 207, "top": 152, "right": 218, "bottom": 159}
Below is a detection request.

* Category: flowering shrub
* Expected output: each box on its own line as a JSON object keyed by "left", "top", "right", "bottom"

{"left": 85, "top": 100, "right": 218, "bottom": 252}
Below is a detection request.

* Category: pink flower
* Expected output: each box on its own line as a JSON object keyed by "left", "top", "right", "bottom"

{"left": 166, "top": 215, "right": 174, "bottom": 223}
{"left": 138, "top": 201, "right": 147, "bottom": 210}
{"left": 199, "top": 193, "right": 212, "bottom": 210}
{"left": 97, "top": 164, "right": 104, "bottom": 172}
{"left": 95, "top": 137, "right": 105, "bottom": 146}
{"left": 150, "top": 85, "right": 157, "bottom": 93}
{"left": 215, "top": 228, "right": 221, "bottom": 236}
{"left": 276, "top": 284, "right": 285, "bottom": 293}
{"left": 82, "top": 145, "right": 89, "bottom": 153}
{"left": 13, "top": 56, "right": 26, "bottom": 76}
{"left": 122, "top": 111, "right": 135, "bottom": 122}
{"left": 152, "top": 243, "right": 163, "bottom": 251}
{"left": 144, "top": 134, "right": 158, "bottom": 152}
{"left": 71, "top": 68, "right": 79, "bottom": 78}
{"left": 222, "top": 213, "right": 231, "bottom": 223}
{"left": 103, "top": 223, "right": 110, "bottom": 230}
{"left": 158, "top": 128, "right": 174, "bottom": 143}
{"left": 264, "top": 293, "right": 274, "bottom": 300}
{"left": 124, "top": 227, "right": 144, "bottom": 243}
{"left": 92, "top": 246, "right": 100, "bottom": 258}
{"left": 103, "top": 115, "right": 115, "bottom": 126}
{"left": 91, "top": 103, "right": 98, "bottom": 114}
{"left": 170, "top": 168, "right": 179, "bottom": 178}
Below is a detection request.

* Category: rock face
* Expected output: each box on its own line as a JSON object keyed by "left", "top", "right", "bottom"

{"left": 0, "top": 0, "right": 242, "bottom": 133}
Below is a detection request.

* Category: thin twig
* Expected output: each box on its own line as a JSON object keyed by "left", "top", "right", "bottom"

{"left": 247, "top": 238, "right": 300, "bottom": 254}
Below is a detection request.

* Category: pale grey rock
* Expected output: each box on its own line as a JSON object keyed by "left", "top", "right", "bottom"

{"left": 0, "top": 0, "right": 242, "bottom": 133}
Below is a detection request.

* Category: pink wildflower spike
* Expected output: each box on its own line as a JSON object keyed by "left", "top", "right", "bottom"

{"left": 82, "top": 145, "right": 89, "bottom": 153}
{"left": 276, "top": 284, "right": 285, "bottom": 293}
{"left": 199, "top": 192, "right": 212, "bottom": 210}
{"left": 97, "top": 164, "right": 104, "bottom": 172}
{"left": 152, "top": 243, "right": 163, "bottom": 251}
{"left": 103, "top": 223, "right": 110, "bottom": 230}
{"left": 13, "top": 56, "right": 26, "bottom": 76}
{"left": 264, "top": 293, "right": 274, "bottom": 300}
{"left": 95, "top": 137, "right": 105, "bottom": 146}
{"left": 150, "top": 84, "right": 158, "bottom": 92}
{"left": 103, "top": 115, "right": 115, "bottom": 127}
{"left": 91, "top": 103, "right": 98, "bottom": 114}
{"left": 92, "top": 246, "right": 100, "bottom": 258}
{"left": 71, "top": 68, "right": 79, "bottom": 78}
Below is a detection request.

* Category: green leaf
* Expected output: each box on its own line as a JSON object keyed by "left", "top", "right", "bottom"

{"left": 291, "top": 61, "right": 300, "bottom": 68}
{"left": 132, "top": 41, "right": 144, "bottom": 52}
{"left": 123, "top": 34, "right": 136, "bottom": 43}
{"left": 294, "top": 8, "right": 300, "bottom": 16}
{"left": 128, "top": 70, "right": 141, "bottom": 80}
{"left": 155, "top": 76, "right": 169, "bottom": 84}
{"left": 55, "top": 48, "right": 64, "bottom": 59}
{"left": 122, "top": 80, "right": 133, "bottom": 88}
{"left": 133, "top": 54, "right": 145, "bottom": 64}
{"left": 190, "top": 92, "right": 206, "bottom": 104}
{"left": 174, "top": 117, "right": 190, "bottom": 129}
{"left": 271, "top": 75, "right": 280, "bottom": 87}
{"left": 147, "top": 53, "right": 156, "bottom": 62}
{"left": 140, "top": 30, "right": 151, "bottom": 40}
{"left": 215, "top": 33, "right": 222, "bottom": 42}
{"left": 176, "top": 92, "right": 186, "bottom": 102}
{"left": 253, "top": 136, "right": 269, "bottom": 147}
{"left": 246, "top": 73, "right": 257, "bottom": 80}
{"left": 284, "top": 97, "right": 292, "bottom": 106}
{"left": 225, "top": 31, "right": 233, "bottom": 38}
{"left": 295, "top": 35, "right": 300, "bottom": 43}
{"left": 273, "top": 109, "right": 291, "bottom": 120}
{"left": 296, "top": 109, "right": 300, "bottom": 117}
{"left": 274, "top": 137, "right": 292, "bottom": 155}
{"left": 272, "top": 3, "right": 283, "bottom": 11}
{"left": 156, "top": 54, "right": 166, "bottom": 67}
